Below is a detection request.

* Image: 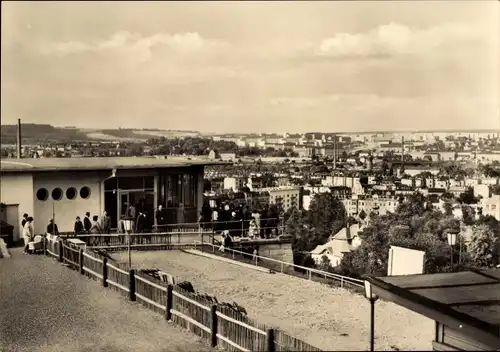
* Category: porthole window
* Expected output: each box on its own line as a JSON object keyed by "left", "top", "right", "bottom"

{"left": 51, "top": 188, "right": 63, "bottom": 201}
{"left": 66, "top": 187, "right": 77, "bottom": 200}
{"left": 80, "top": 186, "right": 91, "bottom": 199}
{"left": 36, "top": 188, "right": 49, "bottom": 201}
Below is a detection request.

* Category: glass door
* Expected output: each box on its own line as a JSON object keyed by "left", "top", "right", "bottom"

{"left": 118, "top": 192, "right": 130, "bottom": 221}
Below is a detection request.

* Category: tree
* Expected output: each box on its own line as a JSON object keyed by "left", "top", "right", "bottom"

{"left": 461, "top": 205, "right": 476, "bottom": 226}
{"left": 285, "top": 208, "right": 311, "bottom": 251}
{"left": 443, "top": 201, "right": 453, "bottom": 216}
{"left": 307, "top": 193, "right": 346, "bottom": 247}
{"left": 458, "top": 187, "right": 478, "bottom": 204}
{"left": 359, "top": 209, "right": 367, "bottom": 221}
{"left": 468, "top": 225, "right": 500, "bottom": 267}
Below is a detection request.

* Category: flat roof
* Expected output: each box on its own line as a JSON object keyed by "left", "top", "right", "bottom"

{"left": 368, "top": 269, "right": 500, "bottom": 349}
{"left": 0, "top": 157, "right": 229, "bottom": 173}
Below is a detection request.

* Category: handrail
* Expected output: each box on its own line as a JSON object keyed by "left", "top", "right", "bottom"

{"left": 196, "top": 241, "right": 364, "bottom": 287}
{"left": 155, "top": 217, "right": 284, "bottom": 228}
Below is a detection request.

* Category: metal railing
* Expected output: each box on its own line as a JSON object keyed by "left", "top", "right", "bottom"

{"left": 195, "top": 241, "right": 364, "bottom": 292}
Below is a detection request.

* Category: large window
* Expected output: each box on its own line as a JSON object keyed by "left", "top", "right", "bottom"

{"left": 162, "top": 173, "right": 197, "bottom": 208}
{"left": 118, "top": 176, "right": 154, "bottom": 190}
{"left": 182, "top": 174, "right": 196, "bottom": 207}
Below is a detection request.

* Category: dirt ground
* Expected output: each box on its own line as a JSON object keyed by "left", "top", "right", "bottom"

{"left": 113, "top": 250, "right": 435, "bottom": 351}
{"left": 0, "top": 248, "right": 213, "bottom": 352}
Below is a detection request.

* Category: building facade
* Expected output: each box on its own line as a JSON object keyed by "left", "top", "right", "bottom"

{"left": 1, "top": 157, "right": 222, "bottom": 240}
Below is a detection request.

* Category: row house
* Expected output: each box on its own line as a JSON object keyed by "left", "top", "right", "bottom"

{"left": 342, "top": 195, "right": 398, "bottom": 217}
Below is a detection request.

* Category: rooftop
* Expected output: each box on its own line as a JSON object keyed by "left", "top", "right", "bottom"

{"left": 369, "top": 269, "right": 500, "bottom": 349}
{"left": 0, "top": 157, "right": 228, "bottom": 173}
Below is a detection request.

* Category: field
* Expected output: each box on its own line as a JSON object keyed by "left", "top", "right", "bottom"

{"left": 112, "top": 250, "right": 435, "bottom": 351}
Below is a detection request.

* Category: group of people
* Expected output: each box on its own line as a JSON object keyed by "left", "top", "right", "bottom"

{"left": 118, "top": 201, "right": 154, "bottom": 234}
{"left": 74, "top": 211, "right": 111, "bottom": 235}
{"left": 199, "top": 201, "right": 281, "bottom": 240}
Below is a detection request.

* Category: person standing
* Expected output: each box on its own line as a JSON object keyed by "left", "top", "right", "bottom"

{"left": 155, "top": 205, "right": 166, "bottom": 232}
{"left": 74, "top": 216, "right": 84, "bottom": 236}
{"left": 21, "top": 213, "right": 28, "bottom": 229}
{"left": 83, "top": 212, "right": 92, "bottom": 233}
{"left": 46, "top": 218, "right": 59, "bottom": 236}
{"left": 101, "top": 210, "right": 111, "bottom": 234}
{"left": 22, "top": 217, "right": 34, "bottom": 254}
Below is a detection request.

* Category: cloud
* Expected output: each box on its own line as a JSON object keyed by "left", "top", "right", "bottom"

{"left": 316, "top": 22, "right": 485, "bottom": 58}
{"left": 40, "top": 31, "right": 226, "bottom": 62}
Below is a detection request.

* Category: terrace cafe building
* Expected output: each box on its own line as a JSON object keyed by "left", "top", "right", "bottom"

{"left": 0, "top": 157, "right": 224, "bottom": 241}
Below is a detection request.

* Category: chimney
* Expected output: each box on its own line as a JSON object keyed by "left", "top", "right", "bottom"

{"left": 333, "top": 134, "right": 337, "bottom": 170}
{"left": 401, "top": 136, "right": 405, "bottom": 167}
{"left": 16, "top": 118, "right": 22, "bottom": 159}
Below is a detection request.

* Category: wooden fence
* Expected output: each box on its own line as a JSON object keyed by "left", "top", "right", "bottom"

{"left": 42, "top": 236, "right": 323, "bottom": 352}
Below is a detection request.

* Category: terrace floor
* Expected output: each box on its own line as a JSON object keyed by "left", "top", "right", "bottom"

{"left": 0, "top": 248, "right": 213, "bottom": 352}
{"left": 112, "top": 249, "right": 435, "bottom": 351}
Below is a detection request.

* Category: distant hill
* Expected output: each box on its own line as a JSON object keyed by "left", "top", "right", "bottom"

{"left": 0, "top": 124, "right": 201, "bottom": 144}
{"left": 1, "top": 124, "right": 90, "bottom": 144}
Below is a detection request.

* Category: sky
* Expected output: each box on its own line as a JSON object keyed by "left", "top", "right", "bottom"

{"left": 1, "top": 1, "right": 499, "bottom": 133}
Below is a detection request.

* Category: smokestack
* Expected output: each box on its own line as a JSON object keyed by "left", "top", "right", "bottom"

{"left": 333, "top": 134, "right": 337, "bottom": 170}
{"left": 16, "top": 118, "right": 22, "bottom": 159}
{"left": 401, "top": 136, "right": 405, "bottom": 168}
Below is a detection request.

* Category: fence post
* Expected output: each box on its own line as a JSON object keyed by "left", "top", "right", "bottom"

{"left": 102, "top": 257, "right": 108, "bottom": 287}
{"left": 210, "top": 304, "right": 218, "bottom": 348}
{"left": 267, "top": 328, "right": 276, "bottom": 352}
{"left": 129, "top": 269, "right": 136, "bottom": 301}
{"left": 79, "top": 249, "right": 84, "bottom": 275}
{"left": 308, "top": 269, "right": 312, "bottom": 280}
{"left": 280, "top": 262, "right": 284, "bottom": 273}
{"left": 166, "top": 284, "right": 173, "bottom": 321}
{"left": 340, "top": 277, "right": 344, "bottom": 288}
{"left": 43, "top": 237, "right": 47, "bottom": 256}
{"left": 58, "top": 241, "right": 63, "bottom": 263}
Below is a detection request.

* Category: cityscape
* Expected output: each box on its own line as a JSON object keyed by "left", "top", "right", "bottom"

{"left": 1, "top": 1, "right": 499, "bottom": 352}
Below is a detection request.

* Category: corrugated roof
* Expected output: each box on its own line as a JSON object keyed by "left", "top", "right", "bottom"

{"left": 0, "top": 157, "right": 228, "bottom": 173}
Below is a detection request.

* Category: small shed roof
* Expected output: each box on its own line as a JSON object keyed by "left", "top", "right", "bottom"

{"left": 0, "top": 157, "right": 229, "bottom": 174}
{"left": 368, "top": 269, "right": 500, "bottom": 349}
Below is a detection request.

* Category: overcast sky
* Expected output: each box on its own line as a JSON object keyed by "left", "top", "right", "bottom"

{"left": 1, "top": 1, "right": 499, "bottom": 133}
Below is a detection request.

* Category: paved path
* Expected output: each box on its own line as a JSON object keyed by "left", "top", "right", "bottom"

{"left": 0, "top": 249, "right": 213, "bottom": 352}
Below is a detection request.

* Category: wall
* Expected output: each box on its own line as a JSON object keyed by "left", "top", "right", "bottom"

{"left": 258, "top": 242, "right": 294, "bottom": 264}
{"left": 33, "top": 171, "right": 102, "bottom": 234}
{"left": 0, "top": 173, "right": 34, "bottom": 240}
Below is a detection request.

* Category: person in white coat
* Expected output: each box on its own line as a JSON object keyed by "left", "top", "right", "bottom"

{"left": 23, "top": 217, "right": 34, "bottom": 254}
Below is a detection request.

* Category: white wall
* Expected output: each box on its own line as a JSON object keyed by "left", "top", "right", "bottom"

{"left": 33, "top": 172, "right": 102, "bottom": 234}
{"left": 0, "top": 173, "right": 34, "bottom": 240}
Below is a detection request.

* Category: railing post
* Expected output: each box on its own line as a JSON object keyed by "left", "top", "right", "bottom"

{"left": 308, "top": 269, "right": 312, "bottom": 280}
{"left": 341, "top": 277, "right": 344, "bottom": 288}
{"left": 280, "top": 262, "right": 284, "bottom": 273}
{"left": 210, "top": 304, "right": 218, "bottom": 348}
{"left": 129, "top": 269, "right": 136, "bottom": 301}
{"left": 102, "top": 257, "right": 108, "bottom": 287}
{"left": 43, "top": 236, "right": 47, "bottom": 256}
{"left": 79, "top": 249, "right": 84, "bottom": 275}
{"left": 166, "top": 284, "right": 173, "bottom": 321}
{"left": 267, "top": 328, "right": 276, "bottom": 352}
{"left": 58, "top": 241, "right": 63, "bottom": 263}
{"left": 211, "top": 219, "right": 215, "bottom": 245}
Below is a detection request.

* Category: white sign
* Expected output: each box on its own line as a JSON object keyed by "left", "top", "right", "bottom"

{"left": 387, "top": 245, "right": 425, "bottom": 276}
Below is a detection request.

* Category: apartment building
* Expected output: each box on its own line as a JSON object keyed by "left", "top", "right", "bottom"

{"left": 342, "top": 195, "right": 398, "bottom": 217}
{"left": 481, "top": 195, "right": 500, "bottom": 220}
{"left": 253, "top": 186, "right": 302, "bottom": 212}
